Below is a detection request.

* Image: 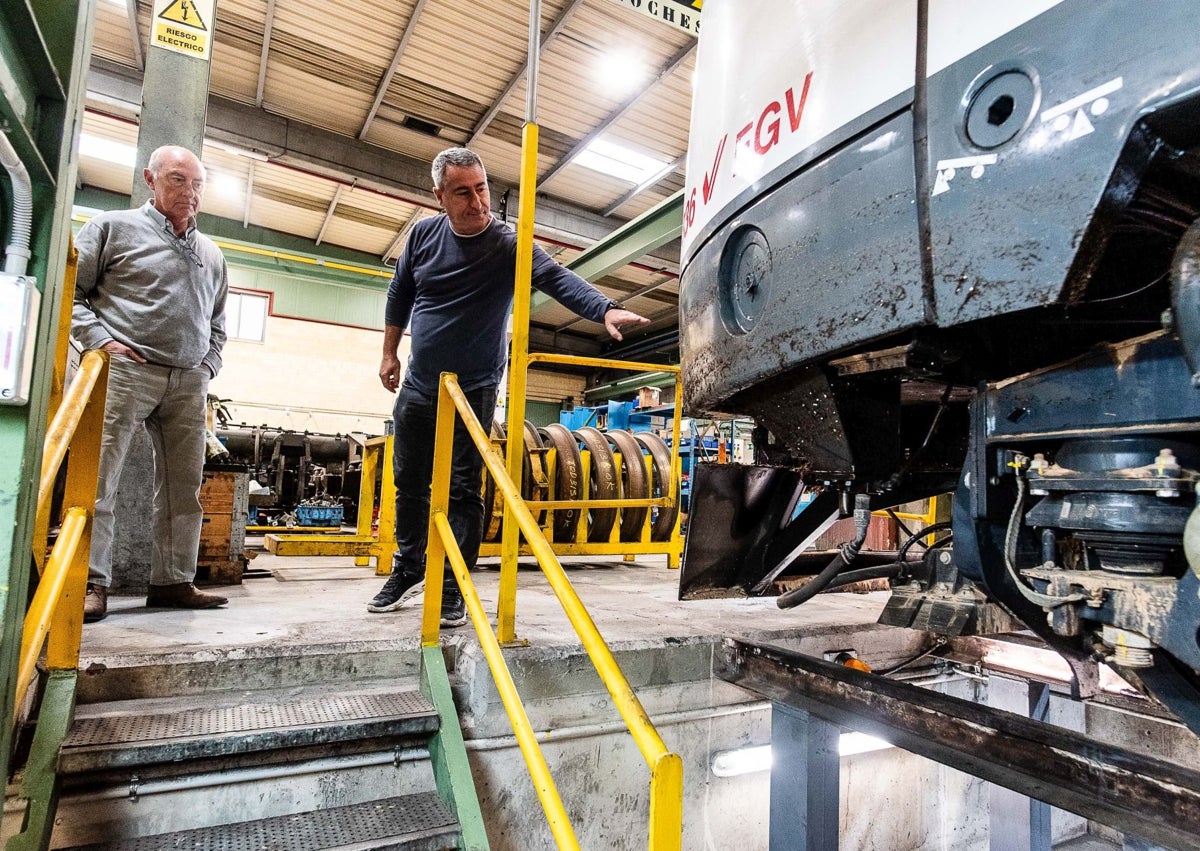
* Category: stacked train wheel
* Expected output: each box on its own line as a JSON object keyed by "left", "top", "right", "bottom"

{"left": 480, "top": 422, "right": 679, "bottom": 544}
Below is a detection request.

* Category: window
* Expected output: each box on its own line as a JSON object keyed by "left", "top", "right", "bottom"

{"left": 226, "top": 291, "right": 269, "bottom": 342}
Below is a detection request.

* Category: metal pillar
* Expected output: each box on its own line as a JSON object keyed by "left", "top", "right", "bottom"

{"left": 988, "top": 675, "right": 1051, "bottom": 851}
{"left": 132, "top": 0, "right": 218, "bottom": 203}
{"left": 769, "top": 703, "right": 840, "bottom": 851}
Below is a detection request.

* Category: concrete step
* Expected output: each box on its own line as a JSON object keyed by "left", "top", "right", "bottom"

{"left": 55, "top": 791, "right": 459, "bottom": 850}
{"left": 74, "top": 637, "right": 450, "bottom": 704}
{"left": 61, "top": 685, "right": 438, "bottom": 780}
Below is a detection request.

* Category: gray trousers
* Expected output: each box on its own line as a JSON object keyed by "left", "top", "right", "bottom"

{"left": 89, "top": 357, "right": 209, "bottom": 588}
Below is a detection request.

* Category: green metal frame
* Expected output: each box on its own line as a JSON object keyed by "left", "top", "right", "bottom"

{"left": 531, "top": 189, "right": 683, "bottom": 310}
{"left": 5, "top": 671, "right": 77, "bottom": 851}
{"left": 0, "top": 0, "right": 94, "bottom": 838}
{"left": 419, "top": 646, "right": 490, "bottom": 850}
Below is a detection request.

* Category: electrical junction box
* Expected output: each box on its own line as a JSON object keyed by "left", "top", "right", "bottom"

{"left": 0, "top": 273, "right": 40, "bottom": 405}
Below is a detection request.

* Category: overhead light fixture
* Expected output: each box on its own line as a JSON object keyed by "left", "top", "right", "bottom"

{"left": 710, "top": 734, "right": 895, "bottom": 777}
{"left": 78, "top": 133, "right": 137, "bottom": 167}
{"left": 711, "top": 745, "right": 771, "bottom": 778}
{"left": 573, "top": 138, "right": 670, "bottom": 184}
{"left": 208, "top": 173, "right": 244, "bottom": 200}
{"left": 597, "top": 51, "right": 649, "bottom": 97}
{"left": 210, "top": 141, "right": 271, "bottom": 162}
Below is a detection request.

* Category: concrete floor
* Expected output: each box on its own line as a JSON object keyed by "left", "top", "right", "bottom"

{"left": 78, "top": 548, "right": 896, "bottom": 663}
{"left": 66, "top": 546, "right": 1131, "bottom": 850}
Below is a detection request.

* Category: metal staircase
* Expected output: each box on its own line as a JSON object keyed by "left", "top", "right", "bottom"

{"left": 41, "top": 646, "right": 485, "bottom": 851}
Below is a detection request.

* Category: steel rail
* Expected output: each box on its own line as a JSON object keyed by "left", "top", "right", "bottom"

{"left": 719, "top": 638, "right": 1200, "bottom": 851}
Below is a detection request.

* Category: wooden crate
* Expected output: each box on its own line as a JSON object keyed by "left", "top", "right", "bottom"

{"left": 197, "top": 465, "right": 249, "bottom": 585}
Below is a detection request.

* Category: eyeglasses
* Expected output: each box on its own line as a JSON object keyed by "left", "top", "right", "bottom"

{"left": 166, "top": 230, "right": 205, "bottom": 268}
{"left": 164, "top": 174, "right": 205, "bottom": 191}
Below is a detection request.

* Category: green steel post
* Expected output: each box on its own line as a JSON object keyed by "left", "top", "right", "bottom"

{"left": 0, "top": 0, "right": 94, "bottom": 834}
{"left": 420, "top": 646, "right": 490, "bottom": 850}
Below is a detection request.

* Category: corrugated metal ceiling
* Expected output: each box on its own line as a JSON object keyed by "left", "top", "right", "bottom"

{"left": 80, "top": 0, "right": 697, "bottom": 350}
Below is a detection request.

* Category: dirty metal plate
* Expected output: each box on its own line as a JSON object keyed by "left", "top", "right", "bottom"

{"left": 61, "top": 691, "right": 438, "bottom": 772}
{"left": 718, "top": 638, "right": 1200, "bottom": 851}
{"left": 58, "top": 791, "right": 458, "bottom": 851}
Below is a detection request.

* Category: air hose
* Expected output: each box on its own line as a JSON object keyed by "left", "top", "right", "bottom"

{"left": 778, "top": 493, "right": 872, "bottom": 609}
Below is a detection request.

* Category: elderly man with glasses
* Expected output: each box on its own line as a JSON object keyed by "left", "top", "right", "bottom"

{"left": 72, "top": 144, "right": 230, "bottom": 622}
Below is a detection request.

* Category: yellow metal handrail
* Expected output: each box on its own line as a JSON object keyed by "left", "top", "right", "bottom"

{"left": 17, "top": 242, "right": 109, "bottom": 727}
{"left": 37, "top": 350, "right": 107, "bottom": 512}
{"left": 424, "top": 372, "right": 683, "bottom": 851}
{"left": 15, "top": 508, "right": 88, "bottom": 715}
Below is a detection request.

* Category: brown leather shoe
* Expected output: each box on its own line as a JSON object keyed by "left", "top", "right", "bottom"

{"left": 83, "top": 583, "right": 108, "bottom": 623}
{"left": 146, "top": 582, "right": 228, "bottom": 610}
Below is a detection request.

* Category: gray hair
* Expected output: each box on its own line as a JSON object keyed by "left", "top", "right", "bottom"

{"left": 431, "top": 148, "right": 484, "bottom": 190}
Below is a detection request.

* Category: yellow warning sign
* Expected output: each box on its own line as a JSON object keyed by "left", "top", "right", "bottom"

{"left": 151, "top": 0, "right": 214, "bottom": 60}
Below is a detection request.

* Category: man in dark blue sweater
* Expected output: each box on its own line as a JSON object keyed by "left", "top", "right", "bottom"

{"left": 369, "top": 147, "right": 649, "bottom": 625}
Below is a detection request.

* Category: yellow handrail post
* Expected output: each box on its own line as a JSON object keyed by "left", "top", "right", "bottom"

{"left": 500, "top": 120, "right": 540, "bottom": 646}
{"left": 421, "top": 374, "right": 459, "bottom": 648}
{"left": 377, "top": 436, "right": 399, "bottom": 569}
{"left": 437, "top": 514, "right": 581, "bottom": 850}
{"left": 33, "top": 239, "right": 80, "bottom": 573}
{"left": 355, "top": 438, "right": 380, "bottom": 569}
{"left": 649, "top": 751, "right": 684, "bottom": 851}
{"left": 45, "top": 353, "right": 109, "bottom": 673}
{"left": 15, "top": 508, "right": 88, "bottom": 718}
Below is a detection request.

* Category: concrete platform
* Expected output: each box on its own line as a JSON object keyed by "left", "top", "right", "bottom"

{"left": 65, "top": 549, "right": 940, "bottom": 851}
{"left": 79, "top": 551, "right": 898, "bottom": 662}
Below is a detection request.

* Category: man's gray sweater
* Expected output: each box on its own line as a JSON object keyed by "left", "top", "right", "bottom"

{"left": 73, "top": 202, "right": 228, "bottom": 376}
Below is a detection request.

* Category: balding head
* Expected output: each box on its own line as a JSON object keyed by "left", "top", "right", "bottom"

{"left": 143, "top": 146, "right": 206, "bottom": 236}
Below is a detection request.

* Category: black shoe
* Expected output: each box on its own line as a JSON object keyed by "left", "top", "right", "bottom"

{"left": 367, "top": 569, "right": 424, "bottom": 613}
{"left": 440, "top": 588, "right": 467, "bottom": 628}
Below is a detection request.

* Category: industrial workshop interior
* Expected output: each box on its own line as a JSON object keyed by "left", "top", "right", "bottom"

{"left": 4, "top": 0, "right": 1200, "bottom": 849}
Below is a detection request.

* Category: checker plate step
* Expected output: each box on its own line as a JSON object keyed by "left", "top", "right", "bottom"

{"left": 60, "top": 690, "right": 438, "bottom": 773}
{"left": 56, "top": 790, "right": 459, "bottom": 850}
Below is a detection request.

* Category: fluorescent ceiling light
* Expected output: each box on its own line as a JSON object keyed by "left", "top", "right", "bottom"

{"left": 710, "top": 734, "right": 895, "bottom": 777}
{"left": 597, "top": 51, "right": 648, "bottom": 96}
{"left": 79, "top": 133, "right": 137, "bottom": 167}
{"left": 208, "top": 173, "right": 243, "bottom": 200}
{"left": 573, "top": 138, "right": 669, "bottom": 184}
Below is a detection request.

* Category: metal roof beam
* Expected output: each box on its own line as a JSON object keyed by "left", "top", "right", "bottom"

{"left": 242, "top": 159, "right": 255, "bottom": 228}
{"left": 532, "top": 188, "right": 682, "bottom": 311}
{"left": 601, "top": 154, "right": 684, "bottom": 217}
{"left": 125, "top": 0, "right": 144, "bottom": 71}
{"left": 538, "top": 43, "right": 694, "bottom": 189}
{"left": 357, "top": 0, "right": 431, "bottom": 141}
{"left": 466, "top": 0, "right": 585, "bottom": 148}
{"left": 314, "top": 184, "right": 346, "bottom": 246}
{"left": 87, "top": 58, "right": 679, "bottom": 267}
{"left": 254, "top": 0, "right": 276, "bottom": 108}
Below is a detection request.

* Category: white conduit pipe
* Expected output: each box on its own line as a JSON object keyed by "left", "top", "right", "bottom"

{"left": 0, "top": 131, "right": 33, "bottom": 276}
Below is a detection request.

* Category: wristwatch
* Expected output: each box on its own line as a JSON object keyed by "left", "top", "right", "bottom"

{"left": 606, "top": 299, "right": 622, "bottom": 312}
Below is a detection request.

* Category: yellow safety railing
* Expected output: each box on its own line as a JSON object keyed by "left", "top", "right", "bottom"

{"left": 16, "top": 237, "right": 109, "bottom": 723}
{"left": 424, "top": 371, "right": 683, "bottom": 851}
{"left": 875, "top": 494, "right": 947, "bottom": 547}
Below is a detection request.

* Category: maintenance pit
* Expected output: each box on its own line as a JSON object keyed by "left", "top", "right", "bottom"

{"left": 19, "top": 551, "right": 1194, "bottom": 851}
